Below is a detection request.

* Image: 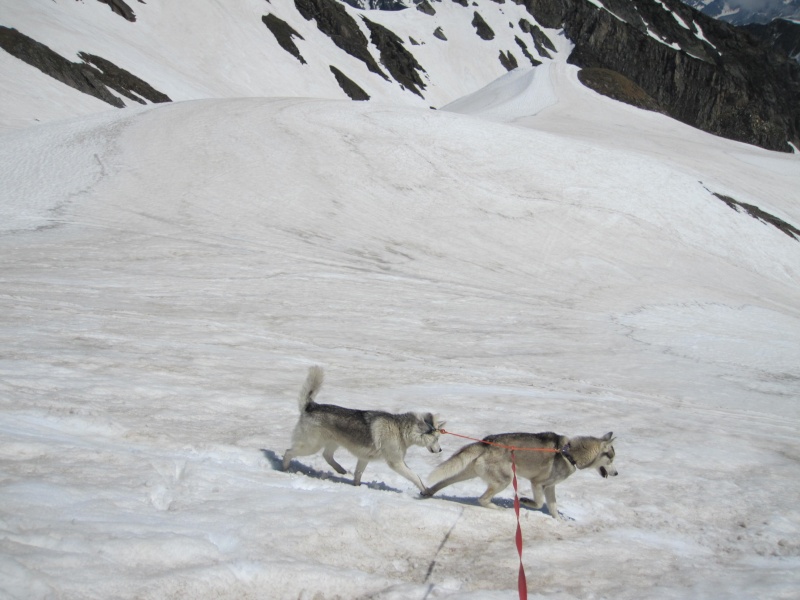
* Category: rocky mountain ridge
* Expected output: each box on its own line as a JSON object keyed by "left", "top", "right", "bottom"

{"left": 682, "top": 0, "right": 800, "bottom": 26}
{"left": 743, "top": 17, "right": 800, "bottom": 61}
{"left": 1, "top": 0, "right": 798, "bottom": 152}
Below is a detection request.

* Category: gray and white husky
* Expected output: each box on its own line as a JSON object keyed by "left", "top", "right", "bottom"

{"left": 282, "top": 366, "right": 444, "bottom": 492}
{"left": 422, "top": 431, "right": 617, "bottom": 518}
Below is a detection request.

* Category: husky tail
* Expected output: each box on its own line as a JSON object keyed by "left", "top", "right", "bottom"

{"left": 298, "top": 365, "right": 324, "bottom": 411}
{"left": 428, "top": 442, "right": 487, "bottom": 485}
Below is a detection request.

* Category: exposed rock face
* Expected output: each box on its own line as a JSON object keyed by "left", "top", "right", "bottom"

{"left": 683, "top": 0, "right": 800, "bottom": 26}
{"left": 78, "top": 53, "right": 171, "bottom": 104}
{"left": 363, "top": 17, "right": 427, "bottom": 96}
{"left": 499, "top": 49, "right": 518, "bottom": 70}
{"left": 713, "top": 193, "right": 800, "bottom": 241}
{"left": 514, "top": 36, "right": 542, "bottom": 66}
{"left": 578, "top": 67, "right": 660, "bottom": 112}
{"left": 433, "top": 26, "right": 448, "bottom": 41}
{"left": 517, "top": 0, "right": 800, "bottom": 152}
{"left": 330, "top": 65, "right": 371, "bottom": 99}
{"left": 0, "top": 26, "right": 170, "bottom": 108}
{"left": 472, "top": 12, "right": 495, "bottom": 40}
{"left": 97, "top": 0, "right": 137, "bottom": 22}
{"left": 263, "top": 14, "right": 307, "bottom": 64}
{"left": 416, "top": 0, "right": 437, "bottom": 15}
{"left": 519, "top": 18, "right": 555, "bottom": 59}
{"left": 341, "top": 0, "right": 406, "bottom": 9}
{"left": 295, "top": 0, "right": 388, "bottom": 79}
{"left": 743, "top": 19, "right": 800, "bottom": 64}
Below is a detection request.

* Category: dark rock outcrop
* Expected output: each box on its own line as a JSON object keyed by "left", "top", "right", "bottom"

{"left": 684, "top": 0, "right": 800, "bottom": 26}
{"left": 713, "top": 193, "right": 800, "bottom": 241}
{"left": 433, "top": 26, "right": 447, "bottom": 41}
{"left": 341, "top": 0, "right": 406, "bottom": 9}
{"left": 514, "top": 36, "right": 542, "bottom": 66}
{"left": 519, "top": 18, "right": 555, "bottom": 59}
{"left": 295, "top": 0, "right": 388, "bottom": 79}
{"left": 330, "top": 65, "right": 370, "bottom": 100}
{"left": 363, "top": 17, "right": 427, "bottom": 96}
{"left": 472, "top": 12, "right": 495, "bottom": 40}
{"left": 577, "top": 67, "right": 660, "bottom": 112}
{"left": 499, "top": 50, "right": 518, "bottom": 70}
{"left": 78, "top": 53, "right": 171, "bottom": 104}
{"left": 97, "top": 0, "right": 137, "bottom": 22}
{"left": 263, "top": 14, "right": 307, "bottom": 64}
{"left": 0, "top": 26, "right": 170, "bottom": 108}
{"left": 517, "top": 0, "right": 800, "bottom": 152}
{"left": 743, "top": 19, "right": 800, "bottom": 64}
{"left": 416, "top": 0, "right": 437, "bottom": 15}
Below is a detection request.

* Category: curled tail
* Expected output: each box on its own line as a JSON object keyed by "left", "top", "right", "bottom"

{"left": 429, "top": 442, "right": 487, "bottom": 485}
{"left": 298, "top": 365, "right": 324, "bottom": 411}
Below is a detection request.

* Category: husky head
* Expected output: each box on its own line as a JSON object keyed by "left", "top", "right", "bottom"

{"left": 593, "top": 432, "right": 618, "bottom": 479}
{"left": 417, "top": 413, "right": 444, "bottom": 453}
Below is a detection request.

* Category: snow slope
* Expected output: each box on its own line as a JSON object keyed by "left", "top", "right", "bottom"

{"left": 0, "top": 0, "right": 558, "bottom": 130}
{"left": 2, "top": 3, "right": 800, "bottom": 600}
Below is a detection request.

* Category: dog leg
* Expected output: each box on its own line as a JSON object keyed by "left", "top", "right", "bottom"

{"left": 353, "top": 458, "right": 370, "bottom": 486}
{"left": 282, "top": 449, "right": 294, "bottom": 471}
{"left": 386, "top": 459, "right": 427, "bottom": 493}
{"left": 422, "top": 469, "right": 477, "bottom": 498}
{"left": 282, "top": 437, "right": 323, "bottom": 471}
{"left": 322, "top": 445, "right": 346, "bottom": 475}
{"left": 520, "top": 481, "right": 545, "bottom": 509}
{"left": 477, "top": 482, "right": 506, "bottom": 509}
{"left": 544, "top": 485, "right": 560, "bottom": 519}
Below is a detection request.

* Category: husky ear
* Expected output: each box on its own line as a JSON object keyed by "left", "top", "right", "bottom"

{"left": 420, "top": 413, "right": 440, "bottom": 433}
{"left": 420, "top": 413, "right": 433, "bottom": 429}
{"left": 602, "top": 432, "right": 614, "bottom": 442}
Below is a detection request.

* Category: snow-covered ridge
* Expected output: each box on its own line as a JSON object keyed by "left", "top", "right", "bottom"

{"left": 0, "top": 0, "right": 562, "bottom": 130}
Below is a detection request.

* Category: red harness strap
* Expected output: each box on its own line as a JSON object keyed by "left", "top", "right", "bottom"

{"left": 438, "top": 429, "right": 562, "bottom": 600}
{"left": 511, "top": 450, "right": 527, "bottom": 600}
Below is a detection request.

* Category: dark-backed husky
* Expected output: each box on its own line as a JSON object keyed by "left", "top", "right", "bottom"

{"left": 422, "top": 431, "right": 617, "bottom": 518}
{"left": 282, "top": 366, "right": 443, "bottom": 493}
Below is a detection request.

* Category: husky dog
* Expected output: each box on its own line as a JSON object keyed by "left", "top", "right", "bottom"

{"left": 282, "top": 366, "right": 444, "bottom": 492}
{"left": 422, "top": 431, "right": 617, "bottom": 518}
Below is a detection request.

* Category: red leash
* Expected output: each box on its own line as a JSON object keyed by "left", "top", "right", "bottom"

{"left": 511, "top": 450, "right": 527, "bottom": 600}
{"left": 438, "top": 429, "right": 558, "bottom": 600}
{"left": 438, "top": 429, "right": 559, "bottom": 454}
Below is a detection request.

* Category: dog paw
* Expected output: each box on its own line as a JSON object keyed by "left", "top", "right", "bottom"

{"left": 520, "top": 497, "right": 543, "bottom": 509}
{"left": 420, "top": 489, "right": 433, "bottom": 498}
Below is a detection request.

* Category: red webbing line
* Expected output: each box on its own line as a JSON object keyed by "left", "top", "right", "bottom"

{"left": 511, "top": 451, "right": 528, "bottom": 600}
{"left": 439, "top": 429, "right": 533, "bottom": 599}
{"left": 438, "top": 429, "right": 560, "bottom": 454}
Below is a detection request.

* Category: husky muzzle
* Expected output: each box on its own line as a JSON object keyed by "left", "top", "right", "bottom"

{"left": 599, "top": 466, "right": 618, "bottom": 478}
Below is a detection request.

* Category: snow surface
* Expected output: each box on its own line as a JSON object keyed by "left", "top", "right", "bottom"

{"left": 0, "top": 0, "right": 561, "bottom": 130}
{"left": 2, "top": 2, "right": 800, "bottom": 600}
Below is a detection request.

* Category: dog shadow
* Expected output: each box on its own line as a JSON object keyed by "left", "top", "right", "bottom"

{"left": 427, "top": 492, "right": 556, "bottom": 515}
{"left": 260, "top": 448, "right": 404, "bottom": 494}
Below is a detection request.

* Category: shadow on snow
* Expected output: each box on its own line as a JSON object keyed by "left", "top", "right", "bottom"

{"left": 260, "top": 448, "right": 403, "bottom": 493}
